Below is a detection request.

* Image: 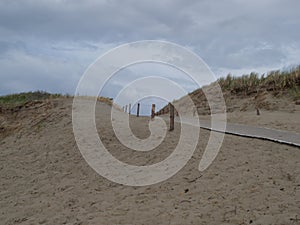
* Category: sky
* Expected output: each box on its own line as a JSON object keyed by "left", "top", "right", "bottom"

{"left": 1, "top": 0, "right": 300, "bottom": 111}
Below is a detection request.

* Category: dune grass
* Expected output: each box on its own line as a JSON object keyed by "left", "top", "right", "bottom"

{"left": 0, "top": 91, "right": 63, "bottom": 106}
{"left": 217, "top": 66, "right": 300, "bottom": 99}
{"left": 0, "top": 91, "right": 114, "bottom": 107}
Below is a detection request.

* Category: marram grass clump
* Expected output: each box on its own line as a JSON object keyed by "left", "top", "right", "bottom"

{"left": 217, "top": 66, "right": 300, "bottom": 99}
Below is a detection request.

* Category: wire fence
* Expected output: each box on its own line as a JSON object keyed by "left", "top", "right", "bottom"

{"left": 121, "top": 103, "right": 163, "bottom": 116}
{"left": 121, "top": 102, "right": 175, "bottom": 131}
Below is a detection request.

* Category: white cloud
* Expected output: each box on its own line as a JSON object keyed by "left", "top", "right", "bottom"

{"left": 0, "top": 0, "right": 299, "bottom": 101}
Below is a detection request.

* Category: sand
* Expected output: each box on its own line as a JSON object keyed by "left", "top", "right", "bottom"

{"left": 0, "top": 98, "right": 299, "bottom": 224}
{"left": 197, "top": 109, "right": 300, "bottom": 134}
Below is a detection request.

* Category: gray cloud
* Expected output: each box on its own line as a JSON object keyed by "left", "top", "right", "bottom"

{"left": 0, "top": 0, "right": 300, "bottom": 97}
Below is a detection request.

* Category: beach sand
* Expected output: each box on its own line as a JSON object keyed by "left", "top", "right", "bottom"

{"left": 0, "top": 98, "right": 299, "bottom": 224}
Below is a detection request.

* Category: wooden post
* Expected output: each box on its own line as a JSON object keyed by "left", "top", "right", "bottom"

{"left": 129, "top": 104, "right": 131, "bottom": 115}
{"left": 169, "top": 103, "right": 174, "bottom": 131}
{"left": 151, "top": 104, "right": 155, "bottom": 119}
{"left": 256, "top": 107, "right": 260, "bottom": 115}
{"left": 137, "top": 103, "right": 140, "bottom": 117}
{"left": 125, "top": 105, "right": 128, "bottom": 113}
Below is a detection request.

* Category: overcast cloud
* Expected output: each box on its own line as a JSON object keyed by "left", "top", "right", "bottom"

{"left": 0, "top": 0, "right": 300, "bottom": 104}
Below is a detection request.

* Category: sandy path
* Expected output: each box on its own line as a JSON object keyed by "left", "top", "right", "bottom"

{"left": 167, "top": 116, "right": 300, "bottom": 147}
{"left": 0, "top": 99, "right": 299, "bottom": 224}
{"left": 199, "top": 109, "right": 300, "bottom": 133}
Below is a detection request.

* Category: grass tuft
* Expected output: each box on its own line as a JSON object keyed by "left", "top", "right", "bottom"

{"left": 217, "top": 66, "right": 300, "bottom": 98}
{"left": 0, "top": 91, "right": 62, "bottom": 106}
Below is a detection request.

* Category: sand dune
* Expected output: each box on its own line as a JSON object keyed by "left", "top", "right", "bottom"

{"left": 0, "top": 98, "right": 299, "bottom": 224}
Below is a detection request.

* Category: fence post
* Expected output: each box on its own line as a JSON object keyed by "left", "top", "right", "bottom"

{"left": 169, "top": 103, "right": 174, "bottom": 131}
{"left": 137, "top": 103, "right": 140, "bottom": 117}
{"left": 129, "top": 104, "right": 131, "bottom": 115}
{"left": 256, "top": 107, "right": 260, "bottom": 115}
{"left": 125, "top": 105, "right": 128, "bottom": 113}
{"left": 151, "top": 104, "right": 155, "bottom": 119}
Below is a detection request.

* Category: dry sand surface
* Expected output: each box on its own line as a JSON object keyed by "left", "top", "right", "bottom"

{"left": 0, "top": 98, "right": 299, "bottom": 224}
{"left": 197, "top": 109, "right": 300, "bottom": 134}
{"left": 158, "top": 86, "right": 300, "bottom": 134}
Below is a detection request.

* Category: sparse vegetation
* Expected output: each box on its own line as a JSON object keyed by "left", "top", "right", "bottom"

{"left": 217, "top": 66, "right": 300, "bottom": 99}
{"left": 0, "top": 91, "right": 114, "bottom": 108}
{"left": 0, "top": 91, "right": 62, "bottom": 106}
{"left": 157, "top": 66, "right": 300, "bottom": 115}
{"left": 97, "top": 96, "right": 113, "bottom": 105}
{"left": 288, "top": 86, "right": 300, "bottom": 101}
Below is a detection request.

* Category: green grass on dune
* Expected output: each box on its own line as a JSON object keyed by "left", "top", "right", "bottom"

{"left": 0, "top": 91, "right": 62, "bottom": 106}
{"left": 288, "top": 86, "right": 300, "bottom": 101}
{"left": 1, "top": 66, "right": 300, "bottom": 108}
{"left": 216, "top": 66, "right": 300, "bottom": 99}
{"left": 0, "top": 91, "right": 114, "bottom": 107}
